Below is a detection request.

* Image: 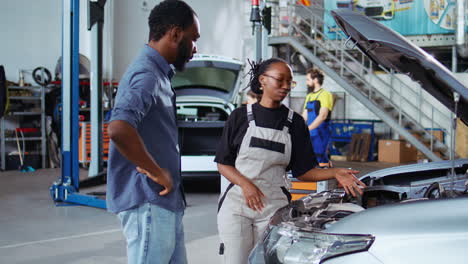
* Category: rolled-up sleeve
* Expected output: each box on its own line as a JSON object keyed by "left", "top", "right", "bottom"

{"left": 111, "top": 72, "right": 158, "bottom": 128}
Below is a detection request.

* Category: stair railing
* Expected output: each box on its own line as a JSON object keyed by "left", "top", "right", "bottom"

{"left": 269, "top": 2, "right": 452, "bottom": 155}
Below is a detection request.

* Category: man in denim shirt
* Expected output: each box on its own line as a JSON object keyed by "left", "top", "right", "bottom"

{"left": 107, "top": 1, "right": 200, "bottom": 263}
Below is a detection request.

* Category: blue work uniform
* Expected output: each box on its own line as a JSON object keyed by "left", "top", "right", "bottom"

{"left": 304, "top": 89, "right": 333, "bottom": 165}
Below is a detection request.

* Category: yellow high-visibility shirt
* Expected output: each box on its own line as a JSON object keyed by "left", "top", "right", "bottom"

{"left": 303, "top": 89, "right": 334, "bottom": 112}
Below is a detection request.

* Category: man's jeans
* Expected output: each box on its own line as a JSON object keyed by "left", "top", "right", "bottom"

{"left": 118, "top": 203, "right": 187, "bottom": 264}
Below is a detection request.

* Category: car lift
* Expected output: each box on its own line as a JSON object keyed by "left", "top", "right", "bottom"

{"left": 50, "top": 0, "right": 107, "bottom": 209}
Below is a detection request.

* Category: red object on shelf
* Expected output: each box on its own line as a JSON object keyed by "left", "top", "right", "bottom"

{"left": 16, "top": 128, "right": 39, "bottom": 133}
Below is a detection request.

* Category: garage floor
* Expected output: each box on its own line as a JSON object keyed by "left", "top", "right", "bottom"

{"left": 0, "top": 161, "right": 397, "bottom": 264}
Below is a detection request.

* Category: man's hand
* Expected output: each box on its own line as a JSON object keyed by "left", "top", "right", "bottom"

{"left": 109, "top": 120, "right": 173, "bottom": 196}
{"left": 136, "top": 167, "right": 173, "bottom": 195}
{"left": 240, "top": 179, "right": 266, "bottom": 212}
{"left": 308, "top": 107, "right": 329, "bottom": 131}
{"left": 334, "top": 168, "right": 366, "bottom": 197}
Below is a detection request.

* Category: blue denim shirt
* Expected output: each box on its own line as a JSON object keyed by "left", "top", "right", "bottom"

{"left": 107, "top": 45, "right": 185, "bottom": 213}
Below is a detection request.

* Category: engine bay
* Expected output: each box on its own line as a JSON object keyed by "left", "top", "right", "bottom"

{"left": 273, "top": 165, "right": 468, "bottom": 232}
{"left": 177, "top": 105, "right": 228, "bottom": 122}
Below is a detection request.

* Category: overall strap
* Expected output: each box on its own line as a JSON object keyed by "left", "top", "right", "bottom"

{"left": 312, "top": 89, "right": 324, "bottom": 101}
{"left": 282, "top": 108, "right": 294, "bottom": 133}
{"left": 247, "top": 103, "right": 256, "bottom": 127}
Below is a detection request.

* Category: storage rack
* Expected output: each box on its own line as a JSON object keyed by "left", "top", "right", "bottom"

{"left": 1, "top": 85, "right": 46, "bottom": 170}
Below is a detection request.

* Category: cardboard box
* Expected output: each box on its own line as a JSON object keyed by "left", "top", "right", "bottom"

{"left": 330, "top": 155, "right": 347, "bottom": 161}
{"left": 399, "top": 130, "right": 444, "bottom": 143}
{"left": 378, "top": 140, "right": 417, "bottom": 163}
{"left": 416, "top": 151, "right": 443, "bottom": 161}
{"left": 456, "top": 119, "right": 468, "bottom": 158}
{"left": 401, "top": 130, "right": 445, "bottom": 160}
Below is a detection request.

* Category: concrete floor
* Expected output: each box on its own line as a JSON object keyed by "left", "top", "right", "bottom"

{"left": 0, "top": 161, "right": 396, "bottom": 264}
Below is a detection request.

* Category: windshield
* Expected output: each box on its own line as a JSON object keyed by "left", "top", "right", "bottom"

{"left": 172, "top": 67, "right": 238, "bottom": 93}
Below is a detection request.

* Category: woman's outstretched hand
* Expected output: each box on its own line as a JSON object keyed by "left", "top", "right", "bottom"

{"left": 240, "top": 179, "right": 266, "bottom": 212}
{"left": 334, "top": 168, "right": 366, "bottom": 197}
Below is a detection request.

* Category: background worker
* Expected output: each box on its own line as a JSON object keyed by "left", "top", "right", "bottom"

{"left": 302, "top": 68, "right": 334, "bottom": 167}
{"left": 106, "top": 1, "right": 200, "bottom": 263}
{"left": 215, "top": 58, "right": 365, "bottom": 264}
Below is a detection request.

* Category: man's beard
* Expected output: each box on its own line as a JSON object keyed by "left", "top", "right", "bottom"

{"left": 173, "top": 37, "right": 192, "bottom": 72}
{"left": 307, "top": 83, "right": 314, "bottom": 93}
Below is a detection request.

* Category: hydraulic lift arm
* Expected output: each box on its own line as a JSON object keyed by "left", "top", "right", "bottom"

{"left": 50, "top": 0, "right": 107, "bottom": 209}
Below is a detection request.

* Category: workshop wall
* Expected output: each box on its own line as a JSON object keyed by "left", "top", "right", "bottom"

{"left": 0, "top": 0, "right": 249, "bottom": 84}
{"left": 113, "top": 0, "right": 248, "bottom": 80}
{"left": 0, "top": 0, "right": 94, "bottom": 84}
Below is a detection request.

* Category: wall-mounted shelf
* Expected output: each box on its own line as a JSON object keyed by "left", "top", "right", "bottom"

{"left": 1, "top": 85, "right": 47, "bottom": 170}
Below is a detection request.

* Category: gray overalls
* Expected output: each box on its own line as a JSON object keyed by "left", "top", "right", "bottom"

{"left": 217, "top": 103, "right": 293, "bottom": 264}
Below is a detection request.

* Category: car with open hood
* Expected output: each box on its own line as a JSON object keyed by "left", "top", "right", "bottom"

{"left": 248, "top": 9, "right": 468, "bottom": 264}
{"left": 172, "top": 54, "right": 244, "bottom": 177}
{"left": 354, "top": 0, "right": 395, "bottom": 20}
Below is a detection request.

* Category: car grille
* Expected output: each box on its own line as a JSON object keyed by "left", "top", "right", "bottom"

{"left": 365, "top": 7, "right": 384, "bottom": 17}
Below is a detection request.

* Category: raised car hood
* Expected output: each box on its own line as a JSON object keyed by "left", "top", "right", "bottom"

{"left": 360, "top": 158, "right": 468, "bottom": 181}
{"left": 176, "top": 95, "right": 229, "bottom": 105}
{"left": 331, "top": 9, "right": 468, "bottom": 125}
{"left": 172, "top": 55, "right": 244, "bottom": 103}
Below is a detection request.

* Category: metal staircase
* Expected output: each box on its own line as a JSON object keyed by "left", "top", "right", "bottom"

{"left": 268, "top": 2, "right": 454, "bottom": 161}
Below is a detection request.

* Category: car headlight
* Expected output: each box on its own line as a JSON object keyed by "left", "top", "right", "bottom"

{"left": 257, "top": 223, "right": 374, "bottom": 264}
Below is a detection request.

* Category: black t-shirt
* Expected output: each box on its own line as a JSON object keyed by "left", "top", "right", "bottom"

{"left": 214, "top": 103, "right": 317, "bottom": 178}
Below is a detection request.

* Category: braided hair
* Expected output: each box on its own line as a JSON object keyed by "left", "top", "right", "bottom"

{"left": 246, "top": 58, "right": 288, "bottom": 95}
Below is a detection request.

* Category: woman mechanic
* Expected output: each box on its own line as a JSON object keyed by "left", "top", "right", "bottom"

{"left": 214, "top": 58, "right": 366, "bottom": 264}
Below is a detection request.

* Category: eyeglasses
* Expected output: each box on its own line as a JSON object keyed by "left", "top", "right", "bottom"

{"left": 263, "top": 74, "right": 297, "bottom": 88}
